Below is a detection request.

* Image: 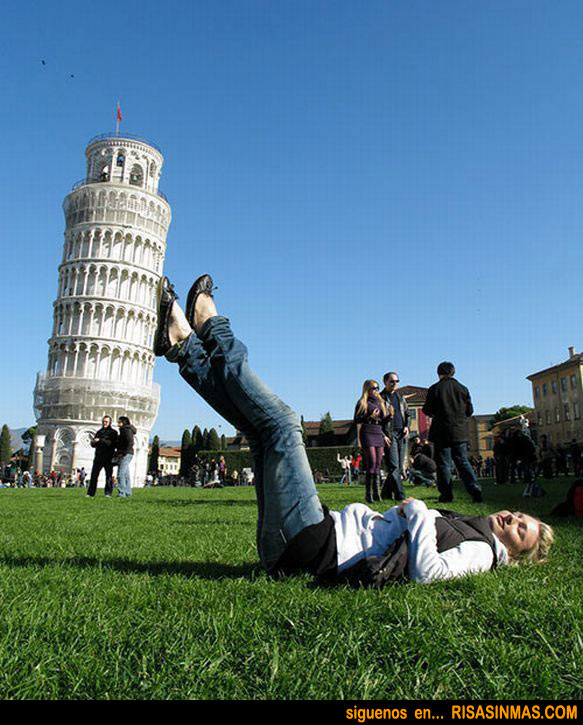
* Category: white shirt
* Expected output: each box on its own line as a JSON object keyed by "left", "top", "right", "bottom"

{"left": 329, "top": 499, "right": 508, "bottom": 583}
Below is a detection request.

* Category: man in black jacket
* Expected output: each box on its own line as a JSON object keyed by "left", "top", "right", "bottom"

{"left": 422, "top": 362, "right": 483, "bottom": 504}
{"left": 87, "top": 415, "right": 119, "bottom": 497}
{"left": 380, "top": 371, "right": 409, "bottom": 500}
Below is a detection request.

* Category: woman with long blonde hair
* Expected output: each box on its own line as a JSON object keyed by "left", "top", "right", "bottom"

{"left": 354, "top": 380, "right": 392, "bottom": 503}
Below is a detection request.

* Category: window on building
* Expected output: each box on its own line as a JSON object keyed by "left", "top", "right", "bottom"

{"left": 564, "top": 403, "right": 571, "bottom": 421}
{"left": 129, "top": 164, "right": 144, "bottom": 187}
{"left": 545, "top": 410, "right": 551, "bottom": 425}
{"left": 552, "top": 380, "right": 558, "bottom": 395}
{"left": 543, "top": 383, "right": 548, "bottom": 397}
{"left": 561, "top": 377, "right": 567, "bottom": 393}
{"left": 571, "top": 374, "right": 577, "bottom": 390}
{"left": 534, "top": 385, "right": 540, "bottom": 399}
{"left": 486, "top": 436, "right": 494, "bottom": 451}
{"left": 116, "top": 152, "right": 125, "bottom": 167}
{"left": 574, "top": 402, "right": 581, "bottom": 420}
{"left": 555, "top": 407, "right": 560, "bottom": 423}
{"left": 537, "top": 412, "right": 542, "bottom": 425}
{"left": 409, "top": 409, "right": 417, "bottom": 421}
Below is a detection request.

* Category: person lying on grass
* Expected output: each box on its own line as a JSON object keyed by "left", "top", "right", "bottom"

{"left": 153, "top": 275, "right": 554, "bottom": 585}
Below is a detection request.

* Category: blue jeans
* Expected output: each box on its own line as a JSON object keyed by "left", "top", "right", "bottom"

{"left": 409, "top": 469, "right": 435, "bottom": 487}
{"left": 435, "top": 442, "right": 481, "bottom": 499}
{"left": 117, "top": 453, "right": 133, "bottom": 496}
{"left": 171, "top": 317, "right": 324, "bottom": 573}
{"left": 383, "top": 430, "right": 406, "bottom": 499}
{"left": 340, "top": 469, "right": 352, "bottom": 485}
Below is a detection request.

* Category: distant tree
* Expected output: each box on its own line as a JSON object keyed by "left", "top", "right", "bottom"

{"left": 220, "top": 434, "right": 226, "bottom": 451}
{"left": 192, "top": 425, "right": 204, "bottom": 453}
{"left": 319, "top": 412, "right": 335, "bottom": 446}
{"left": 202, "top": 428, "right": 209, "bottom": 451}
{"left": 21, "top": 426, "right": 36, "bottom": 471}
{"left": 180, "top": 429, "right": 192, "bottom": 476}
{"left": 0, "top": 425, "right": 12, "bottom": 468}
{"left": 319, "top": 412, "right": 334, "bottom": 435}
{"left": 149, "top": 435, "right": 160, "bottom": 473}
{"left": 208, "top": 428, "right": 221, "bottom": 451}
{"left": 489, "top": 406, "right": 533, "bottom": 430}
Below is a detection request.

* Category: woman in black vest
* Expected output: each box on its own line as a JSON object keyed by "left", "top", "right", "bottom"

{"left": 154, "top": 275, "right": 554, "bottom": 583}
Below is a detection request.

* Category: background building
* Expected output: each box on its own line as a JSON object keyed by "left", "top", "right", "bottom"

{"left": 33, "top": 132, "right": 171, "bottom": 485}
{"left": 527, "top": 346, "right": 583, "bottom": 444}
{"left": 157, "top": 447, "right": 181, "bottom": 476}
{"left": 467, "top": 414, "right": 495, "bottom": 460}
{"left": 398, "top": 386, "right": 430, "bottom": 439}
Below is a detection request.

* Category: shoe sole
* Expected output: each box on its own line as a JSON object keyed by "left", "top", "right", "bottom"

{"left": 185, "top": 275, "right": 213, "bottom": 329}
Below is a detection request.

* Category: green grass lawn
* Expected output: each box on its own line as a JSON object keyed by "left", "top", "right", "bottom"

{"left": 0, "top": 479, "right": 581, "bottom": 700}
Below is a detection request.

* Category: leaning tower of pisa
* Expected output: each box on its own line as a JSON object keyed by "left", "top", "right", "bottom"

{"left": 33, "top": 132, "right": 172, "bottom": 485}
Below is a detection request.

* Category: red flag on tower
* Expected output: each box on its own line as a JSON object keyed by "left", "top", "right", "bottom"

{"left": 116, "top": 102, "right": 122, "bottom": 135}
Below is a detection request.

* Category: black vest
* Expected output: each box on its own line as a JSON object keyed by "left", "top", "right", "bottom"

{"left": 334, "top": 509, "right": 498, "bottom": 589}
{"left": 435, "top": 509, "right": 498, "bottom": 564}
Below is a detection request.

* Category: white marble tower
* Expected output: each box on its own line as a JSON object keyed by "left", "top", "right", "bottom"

{"left": 33, "top": 132, "right": 171, "bottom": 485}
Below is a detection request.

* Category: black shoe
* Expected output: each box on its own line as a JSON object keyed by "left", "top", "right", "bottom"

{"left": 153, "top": 277, "right": 179, "bottom": 356}
{"left": 185, "top": 274, "right": 215, "bottom": 330}
{"left": 437, "top": 494, "right": 453, "bottom": 503}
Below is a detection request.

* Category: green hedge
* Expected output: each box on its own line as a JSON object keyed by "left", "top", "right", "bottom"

{"left": 196, "top": 446, "right": 357, "bottom": 478}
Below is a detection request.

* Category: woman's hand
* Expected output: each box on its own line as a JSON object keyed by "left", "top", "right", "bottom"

{"left": 398, "top": 497, "right": 416, "bottom": 517}
{"left": 384, "top": 436, "right": 392, "bottom": 447}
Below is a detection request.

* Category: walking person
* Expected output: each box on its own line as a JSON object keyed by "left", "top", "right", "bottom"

{"left": 87, "top": 416, "right": 118, "bottom": 498}
{"left": 422, "top": 362, "right": 483, "bottom": 503}
{"left": 354, "top": 380, "right": 391, "bottom": 503}
{"left": 116, "top": 416, "right": 136, "bottom": 497}
{"left": 380, "top": 372, "right": 409, "bottom": 501}
{"left": 153, "top": 275, "right": 554, "bottom": 583}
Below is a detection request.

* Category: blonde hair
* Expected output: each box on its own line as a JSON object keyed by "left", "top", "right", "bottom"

{"left": 356, "top": 379, "right": 387, "bottom": 417}
{"left": 509, "top": 519, "right": 555, "bottom": 565}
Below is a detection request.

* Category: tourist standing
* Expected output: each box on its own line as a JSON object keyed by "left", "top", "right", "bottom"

{"left": 422, "top": 362, "right": 483, "bottom": 503}
{"left": 218, "top": 455, "right": 227, "bottom": 484}
{"left": 337, "top": 453, "right": 352, "bottom": 485}
{"left": 380, "top": 372, "right": 409, "bottom": 501}
{"left": 87, "top": 416, "right": 118, "bottom": 497}
{"left": 354, "top": 380, "right": 391, "bottom": 503}
{"left": 569, "top": 439, "right": 581, "bottom": 476}
{"left": 351, "top": 451, "right": 361, "bottom": 483}
{"left": 116, "top": 416, "right": 136, "bottom": 497}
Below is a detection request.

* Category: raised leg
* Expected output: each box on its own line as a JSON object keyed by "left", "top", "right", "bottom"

{"left": 169, "top": 312, "right": 324, "bottom": 573}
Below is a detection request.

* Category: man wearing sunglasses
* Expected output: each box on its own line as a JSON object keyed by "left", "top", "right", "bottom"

{"left": 381, "top": 372, "right": 409, "bottom": 501}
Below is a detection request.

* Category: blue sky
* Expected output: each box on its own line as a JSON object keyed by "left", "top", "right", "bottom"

{"left": 1, "top": 1, "right": 582, "bottom": 440}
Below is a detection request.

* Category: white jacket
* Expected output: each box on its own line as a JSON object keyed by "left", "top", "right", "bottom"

{"left": 329, "top": 499, "right": 508, "bottom": 583}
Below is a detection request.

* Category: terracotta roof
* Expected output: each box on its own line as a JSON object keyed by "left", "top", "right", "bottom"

{"left": 527, "top": 353, "right": 583, "bottom": 380}
{"left": 158, "top": 447, "right": 181, "bottom": 458}
{"left": 303, "top": 420, "right": 354, "bottom": 436}
{"left": 490, "top": 412, "right": 537, "bottom": 434}
{"left": 398, "top": 385, "right": 428, "bottom": 406}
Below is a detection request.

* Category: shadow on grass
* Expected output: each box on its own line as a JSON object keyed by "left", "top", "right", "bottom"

{"left": 0, "top": 555, "right": 261, "bottom": 581}
{"left": 143, "top": 499, "right": 257, "bottom": 508}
